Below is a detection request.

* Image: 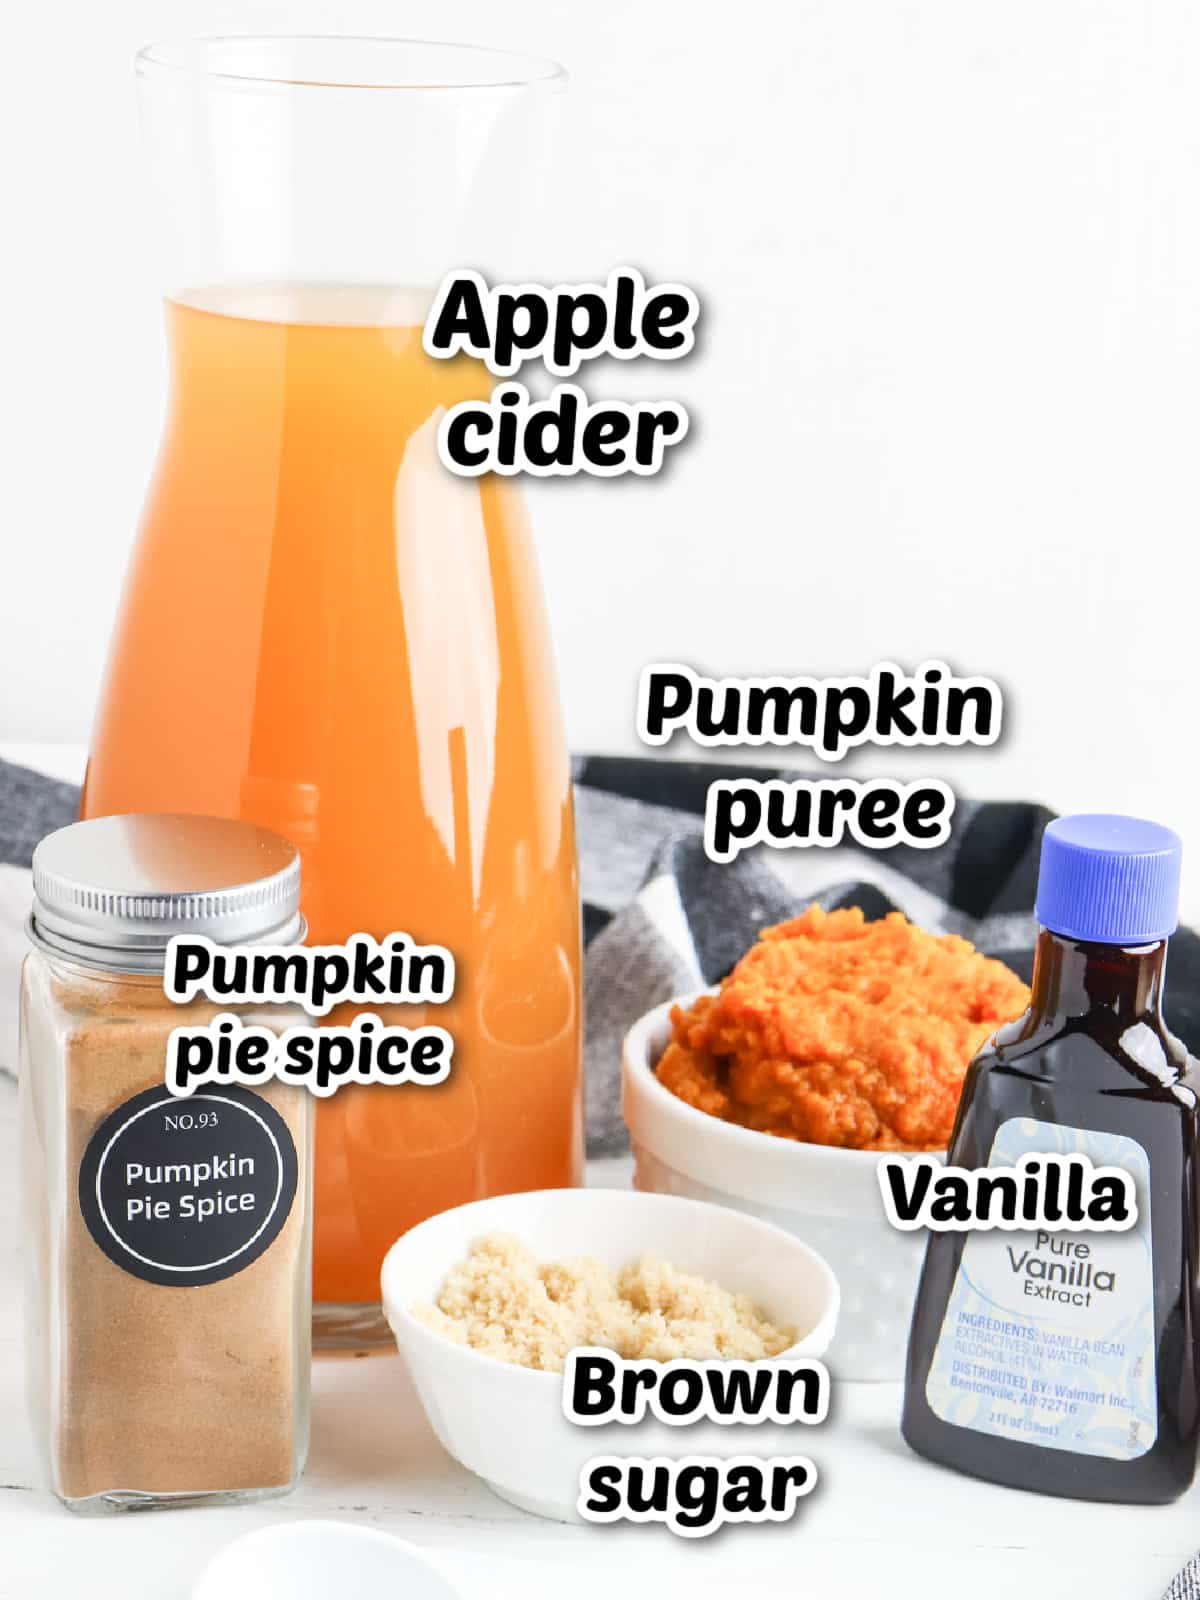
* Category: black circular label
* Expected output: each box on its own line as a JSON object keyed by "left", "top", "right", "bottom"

{"left": 78, "top": 1085, "right": 299, "bottom": 1287}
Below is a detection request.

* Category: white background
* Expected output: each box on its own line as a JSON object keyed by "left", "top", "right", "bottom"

{"left": 4, "top": 12, "right": 1200, "bottom": 1594}
{"left": 3, "top": 0, "right": 1200, "bottom": 831}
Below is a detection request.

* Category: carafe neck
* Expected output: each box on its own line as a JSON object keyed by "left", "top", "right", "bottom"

{"left": 1028, "top": 927, "right": 1166, "bottom": 1026}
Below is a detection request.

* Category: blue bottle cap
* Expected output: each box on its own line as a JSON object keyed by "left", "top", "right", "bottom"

{"left": 1035, "top": 814, "right": 1182, "bottom": 945}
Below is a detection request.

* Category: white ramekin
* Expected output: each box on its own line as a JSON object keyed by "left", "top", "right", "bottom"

{"left": 192, "top": 1523, "right": 462, "bottom": 1600}
{"left": 622, "top": 994, "right": 941, "bottom": 1381}
{"left": 381, "top": 1186, "right": 839, "bottom": 1522}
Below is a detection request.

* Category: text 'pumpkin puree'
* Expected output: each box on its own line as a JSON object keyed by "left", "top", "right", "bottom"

{"left": 656, "top": 906, "right": 1030, "bottom": 1151}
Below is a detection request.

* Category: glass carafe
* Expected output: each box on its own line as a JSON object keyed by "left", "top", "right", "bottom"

{"left": 83, "top": 38, "right": 583, "bottom": 1347}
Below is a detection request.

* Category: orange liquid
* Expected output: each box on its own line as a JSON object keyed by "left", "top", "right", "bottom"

{"left": 83, "top": 288, "right": 584, "bottom": 1304}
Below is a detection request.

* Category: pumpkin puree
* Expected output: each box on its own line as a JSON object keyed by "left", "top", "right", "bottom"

{"left": 656, "top": 905, "right": 1030, "bottom": 1151}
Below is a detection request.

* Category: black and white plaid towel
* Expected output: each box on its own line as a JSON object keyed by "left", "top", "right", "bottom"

{"left": 0, "top": 758, "right": 82, "bottom": 1077}
{"left": 1166, "top": 1565, "right": 1200, "bottom": 1599}
{"left": 573, "top": 756, "right": 1200, "bottom": 1156}
{"left": 5, "top": 752, "right": 1200, "bottom": 1121}
{"left": 5, "top": 752, "right": 1200, "bottom": 1128}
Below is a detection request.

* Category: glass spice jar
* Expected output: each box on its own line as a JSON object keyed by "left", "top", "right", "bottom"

{"left": 20, "top": 813, "right": 313, "bottom": 1514}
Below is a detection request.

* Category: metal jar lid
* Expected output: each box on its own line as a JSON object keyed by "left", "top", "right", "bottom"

{"left": 29, "top": 814, "right": 305, "bottom": 973}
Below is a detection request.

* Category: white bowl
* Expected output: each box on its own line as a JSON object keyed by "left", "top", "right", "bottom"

{"left": 381, "top": 1187, "right": 839, "bottom": 1522}
{"left": 622, "top": 994, "right": 941, "bottom": 1381}
{"left": 192, "top": 1522, "right": 461, "bottom": 1600}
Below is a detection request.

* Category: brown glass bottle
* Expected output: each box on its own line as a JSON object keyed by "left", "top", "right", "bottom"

{"left": 902, "top": 921, "right": 1200, "bottom": 1502}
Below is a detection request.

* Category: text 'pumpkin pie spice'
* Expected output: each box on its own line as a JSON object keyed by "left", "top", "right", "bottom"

{"left": 20, "top": 815, "right": 313, "bottom": 1513}
{"left": 656, "top": 905, "right": 1030, "bottom": 1151}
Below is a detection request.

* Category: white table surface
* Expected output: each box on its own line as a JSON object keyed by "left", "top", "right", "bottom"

{"left": 0, "top": 742, "right": 1195, "bottom": 1599}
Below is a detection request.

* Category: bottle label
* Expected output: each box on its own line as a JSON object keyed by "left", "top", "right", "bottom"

{"left": 924, "top": 1117, "right": 1156, "bottom": 1460}
{"left": 78, "top": 1084, "right": 299, "bottom": 1288}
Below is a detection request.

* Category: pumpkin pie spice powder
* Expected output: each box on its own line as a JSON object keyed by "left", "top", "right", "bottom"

{"left": 43, "top": 971, "right": 307, "bottom": 1501}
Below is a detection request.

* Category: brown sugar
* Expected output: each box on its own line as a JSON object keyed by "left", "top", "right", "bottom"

{"left": 656, "top": 904, "right": 1030, "bottom": 1151}
{"left": 413, "top": 1232, "right": 794, "bottom": 1371}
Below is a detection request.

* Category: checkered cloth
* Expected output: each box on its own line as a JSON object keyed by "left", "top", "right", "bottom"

{"left": 0, "top": 758, "right": 80, "bottom": 1079}
{"left": 573, "top": 755, "right": 1200, "bottom": 1157}
{"left": 5, "top": 753, "right": 1200, "bottom": 1159}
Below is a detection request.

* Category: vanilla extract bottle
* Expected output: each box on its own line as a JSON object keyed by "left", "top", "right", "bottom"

{"left": 902, "top": 814, "right": 1200, "bottom": 1503}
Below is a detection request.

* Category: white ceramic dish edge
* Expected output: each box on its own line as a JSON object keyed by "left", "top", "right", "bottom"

{"left": 191, "top": 1520, "right": 463, "bottom": 1600}
{"left": 621, "top": 992, "right": 944, "bottom": 1380}
{"left": 381, "top": 1187, "right": 841, "bottom": 1521}
{"left": 623, "top": 992, "right": 937, "bottom": 1219}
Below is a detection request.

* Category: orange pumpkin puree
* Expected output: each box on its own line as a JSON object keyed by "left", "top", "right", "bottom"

{"left": 656, "top": 905, "right": 1030, "bottom": 1151}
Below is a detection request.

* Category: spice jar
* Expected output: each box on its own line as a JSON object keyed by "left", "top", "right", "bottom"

{"left": 20, "top": 814, "right": 313, "bottom": 1513}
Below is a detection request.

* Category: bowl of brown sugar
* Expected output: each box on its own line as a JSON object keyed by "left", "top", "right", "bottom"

{"left": 381, "top": 1187, "right": 839, "bottom": 1522}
